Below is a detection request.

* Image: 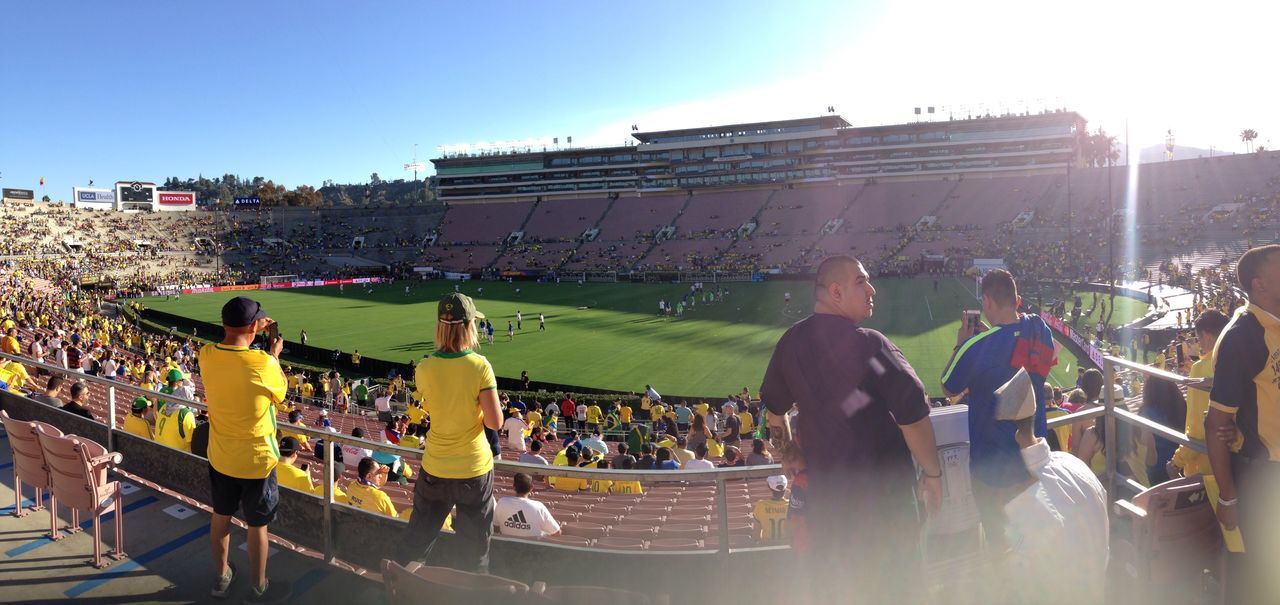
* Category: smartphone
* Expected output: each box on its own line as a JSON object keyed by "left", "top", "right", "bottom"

{"left": 962, "top": 310, "right": 981, "bottom": 331}
{"left": 264, "top": 320, "right": 280, "bottom": 343}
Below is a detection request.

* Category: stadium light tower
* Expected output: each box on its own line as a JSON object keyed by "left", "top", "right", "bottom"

{"left": 1165, "top": 130, "right": 1175, "bottom": 161}
{"left": 404, "top": 144, "right": 425, "bottom": 181}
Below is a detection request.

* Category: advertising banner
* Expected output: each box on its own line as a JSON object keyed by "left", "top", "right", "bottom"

{"left": 179, "top": 276, "right": 382, "bottom": 295}
{"left": 1040, "top": 311, "right": 1105, "bottom": 367}
{"left": 234, "top": 196, "right": 261, "bottom": 208}
{"left": 156, "top": 191, "right": 197, "bottom": 211}
{"left": 73, "top": 187, "right": 118, "bottom": 210}
{"left": 2, "top": 188, "right": 35, "bottom": 201}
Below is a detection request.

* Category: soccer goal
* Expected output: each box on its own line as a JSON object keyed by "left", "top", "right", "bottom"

{"left": 584, "top": 271, "right": 617, "bottom": 283}
{"left": 260, "top": 274, "right": 300, "bottom": 284}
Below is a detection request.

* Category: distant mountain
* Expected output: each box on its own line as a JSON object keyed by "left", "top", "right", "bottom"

{"left": 1116, "top": 143, "right": 1237, "bottom": 164}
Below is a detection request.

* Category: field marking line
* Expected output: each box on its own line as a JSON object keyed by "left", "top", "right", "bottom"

{"left": 925, "top": 296, "right": 934, "bottom": 322}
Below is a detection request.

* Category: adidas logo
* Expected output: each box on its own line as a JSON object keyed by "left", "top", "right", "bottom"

{"left": 503, "top": 510, "right": 532, "bottom": 531}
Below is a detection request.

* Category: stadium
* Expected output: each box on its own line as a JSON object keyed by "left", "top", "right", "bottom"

{"left": 5, "top": 3, "right": 1280, "bottom": 604}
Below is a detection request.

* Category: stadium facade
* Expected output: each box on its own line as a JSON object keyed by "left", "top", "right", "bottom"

{"left": 432, "top": 112, "right": 1085, "bottom": 202}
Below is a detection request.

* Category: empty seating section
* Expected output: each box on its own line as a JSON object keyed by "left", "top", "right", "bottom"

{"left": 844, "top": 180, "right": 954, "bottom": 229}
{"left": 755, "top": 185, "right": 860, "bottom": 236}
{"left": 597, "top": 194, "right": 687, "bottom": 240}
{"left": 935, "top": 175, "right": 1056, "bottom": 227}
{"left": 440, "top": 201, "right": 532, "bottom": 245}
{"left": 674, "top": 190, "right": 771, "bottom": 236}
{"left": 521, "top": 198, "right": 610, "bottom": 242}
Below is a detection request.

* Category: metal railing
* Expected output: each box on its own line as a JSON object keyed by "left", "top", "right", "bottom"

{"left": 1045, "top": 354, "right": 1211, "bottom": 508}
{"left": 0, "top": 352, "right": 782, "bottom": 563}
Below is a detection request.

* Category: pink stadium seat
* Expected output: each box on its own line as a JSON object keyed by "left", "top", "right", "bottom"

{"left": 1, "top": 410, "right": 60, "bottom": 538}
{"left": 656, "top": 524, "right": 707, "bottom": 539}
{"left": 667, "top": 514, "right": 710, "bottom": 524}
{"left": 595, "top": 536, "right": 647, "bottom": 551}
{"left": 608, "top": 525, "right": 658, "bottom": 540}
{"left": 34, "top": 427, "right": 125, "bottom": 568}
{"left": 1113, "top": 476, "right": 1225, "bottom": 602}
{"left": 380, "top": 560, "right": 530, "bottom": 605}
{"left": 541, "top": 534, "right": 592, "bottom": 548}
{"left": 648, "top": 537, "right": 703, "bottom": 551}
{"left": 593, "top": 503, "right": 632, "bottom": 515}
{"left": 561, "top": 522, "right": 608, "bottom": 540}
{"left": 625, "top": 513, "right": 666, "bottom": 525}
{"left": 577, "top": 512, "right": 620, "bottom": 526}
{"left": 704, "top": 533, "right": 754, "bottom": 549}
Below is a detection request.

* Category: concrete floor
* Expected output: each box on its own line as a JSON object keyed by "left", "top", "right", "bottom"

{"left": 0, "top": 427, "right": 384, "bottom": 604}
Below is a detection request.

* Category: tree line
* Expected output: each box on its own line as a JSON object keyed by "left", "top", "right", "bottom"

{"left": 159, "top": 174, "right": 436, "bottom": 208}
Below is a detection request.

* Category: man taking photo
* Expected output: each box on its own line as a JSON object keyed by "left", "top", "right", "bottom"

{"left": 201, "top": 296, "right": 291, "bottom": 603}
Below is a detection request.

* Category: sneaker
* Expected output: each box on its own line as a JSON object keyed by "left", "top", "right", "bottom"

{"left": 243, "top": 579, "right": 293, "bottom": 605}
{"left": 210, "top": 562, "right": 237, "bottom": 599}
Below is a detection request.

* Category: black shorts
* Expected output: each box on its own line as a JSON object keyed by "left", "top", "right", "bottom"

{"left": 208, "top": 464, "right": 279, "bottom": 527}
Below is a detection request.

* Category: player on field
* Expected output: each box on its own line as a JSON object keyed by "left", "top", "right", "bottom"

{"left": 538, "top": 313, "right": 545, "bottom": 331}
{"left": 507, "top": 321, "right": 514, "bottom": 341}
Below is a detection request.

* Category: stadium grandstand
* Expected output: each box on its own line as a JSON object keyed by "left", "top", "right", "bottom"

{"left": 4, "top": 109, "right": 1280, "bottom": 603}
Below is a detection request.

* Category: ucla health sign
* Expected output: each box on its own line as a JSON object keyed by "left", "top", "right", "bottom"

{"left": 72, "top": 187, "right": 118, "bottom": 210}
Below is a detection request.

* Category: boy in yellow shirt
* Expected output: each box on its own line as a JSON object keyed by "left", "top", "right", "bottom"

{"left": 753, "top": 475, "right": 790, "bottom": 542}
{"left": 275, "top": 437, "right": 322, "bottom": 496}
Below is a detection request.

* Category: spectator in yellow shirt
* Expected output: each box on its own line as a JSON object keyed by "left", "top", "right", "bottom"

{"left": 0, "top": 327, "right": 20, "bottom": 355}
{"left": 155, "top": 401, "right": 196, "bottom": 452}
{"left": 346, "top": 457, "right": 397, "bottom": 518}
{"left": 282, "top": 409, "right": 310, "bottom": 451}
{"left": 275, "top": 437, "right": 321, "bottom": 496}
{"left": 123, "top": 396, "right": 154, "bottom": 440}
{"left": 754, "top": 475, "right": 790, "bottom": 542}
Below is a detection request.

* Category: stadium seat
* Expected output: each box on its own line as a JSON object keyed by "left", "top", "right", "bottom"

{"left": 593, "top": 503, "right": 632, "bottom": 515}
{"left": 656, "top": 524, "right": 707, "bottom": 539}
{"left": 380, "top": 560, "right": 531, "bottom": 605}
{"left": 703, "top": 533, "right": 754, "bottom": 549}
{"left": 624, "top": 513, "right": 666, "bottom": 525}
{"left": 34, "top": 428, "right": 125, "bottom": 568}
{"left": 541, "top": 534, "right": 592, "bottom": 548}
{"left": 577, "top": 512, "right": 620, "bottom": 526}
{"left": 1, "top": 410, "right": 60, "bottom": 538}
{"left": 666, "top": 514, "right": 710, "bottom": 524}
{"left": 561, "top": 522, "right": 608, "bottom": 540}
{"left": 648, "top": 537, "right": 703, "bottom": 551}
{"left": 595, "top": 536, "right": 647, "bottom": 551}
{"left": 1112, "top": 476, "right": 1225, "bottom": 603}
{"left": 609, "top": 525, "right": 659, "bottom": 540}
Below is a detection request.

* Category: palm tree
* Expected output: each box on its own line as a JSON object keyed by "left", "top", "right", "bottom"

{"left": 1241, "top": 129, "right": 1259, "bottom": 153}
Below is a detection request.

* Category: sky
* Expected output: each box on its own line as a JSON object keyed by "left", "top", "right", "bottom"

{"left": 2, "top": 0, "right": 1277, "bottom": 198}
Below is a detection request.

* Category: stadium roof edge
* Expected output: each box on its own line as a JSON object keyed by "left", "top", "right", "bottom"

{"left": 631, "top": 115, "right": 851, "bottom": 143}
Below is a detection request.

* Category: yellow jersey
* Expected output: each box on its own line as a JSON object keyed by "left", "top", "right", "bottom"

{"left": 199, "top": 343, "right": 287, "bottom": 479}
{"left": 277, "top": 462, "right": 320, "bottom": 495}
{"left": 1172, "top": 353, "right": 1215, "bottom": 476}
{"left": 123, "top": 414, "right": 153, "bottom": 440}
{"left": 0, "top": 360, "right": 30, "bottom": 390}
{"left": 651, "top": 405, "right": 665, "bottom": 422}
{"left": 155, "top": 405, "right": 196, "bottom": 452}
{"left": 346, "top": 481, "right": 398, "bottom": 517}
{"left": 406, "top": 404, "right": 428, "bottom": 426}
{"left": 401, "top": 433, "right": 423, "bottom": 450}
{"left": 282, "top": 421, "right": 310, "bottom": 451}
{"left": 414, "top": 350, "right": 497, "bottom": 479}
{"left": 610, "top": 480, "right": 643, "bottom": 495}
{"left": 526, "top": 410, "right": 541, "bottom": 429}
{"left": 753, "top": 497, "right": 790, "bottom": 541}
{"left": 619, "top": 406, "right": 633, "bottom": 423}
{"left": 586, "top": 405, "right": 602, "bottom": 424}
{"left": 555, "top": 476, "right": 589, "bottom": 492}
{"left": 590, "top": 479, "right": 613, "bottom": 493}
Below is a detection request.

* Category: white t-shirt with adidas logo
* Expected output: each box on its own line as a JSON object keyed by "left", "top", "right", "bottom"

{"left": 494, "top": 496, "right": 560, "bottom": 539}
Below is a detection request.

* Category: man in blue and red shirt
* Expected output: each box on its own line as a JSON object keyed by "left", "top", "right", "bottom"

{"left": 942, "top": 269, "right": 1058, "bottom": 549}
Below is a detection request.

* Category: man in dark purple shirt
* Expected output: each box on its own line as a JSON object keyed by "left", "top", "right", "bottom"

{"left": 761, "top": 255, "right": 942, "bottom": 603}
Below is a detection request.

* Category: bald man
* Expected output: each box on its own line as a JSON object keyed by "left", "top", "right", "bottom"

{"left": 760, "top": 255, "right": 942, "bottom": 603}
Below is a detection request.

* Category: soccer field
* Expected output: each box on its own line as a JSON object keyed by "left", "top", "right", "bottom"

{"left": 142, "top": 277, "right": 1120, "bottom": 398}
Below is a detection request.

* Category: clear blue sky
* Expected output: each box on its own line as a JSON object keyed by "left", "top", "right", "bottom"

{"left": 2, "top": 0, "right": 1275, "bottom": 198}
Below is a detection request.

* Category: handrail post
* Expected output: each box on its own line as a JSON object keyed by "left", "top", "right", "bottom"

{"left": 106, "top": 385, "right": 116, "bottom": 451}
{"left": 322, "top": 438, "right": 335, "bottom": 564}
{"left": 1103, "top": 358, "right": 1118, "bottom": 506}
{"left": 715, "top": 474, "right": 730, "bottom": 557}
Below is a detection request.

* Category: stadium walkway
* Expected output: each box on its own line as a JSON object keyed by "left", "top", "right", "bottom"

{"left": 0, "top": 429, "right": 383, "bottom": 604}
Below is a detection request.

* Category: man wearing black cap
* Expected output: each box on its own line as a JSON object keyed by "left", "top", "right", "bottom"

{"left": 200, "top": 296, "right": 291, "bottom": 602}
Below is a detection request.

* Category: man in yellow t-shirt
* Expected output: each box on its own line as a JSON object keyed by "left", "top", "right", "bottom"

{"left": 0, "top": 358, "right": 30, "bottom": 390}
{"left": 123, "top": 397, "right": 154, "bottom": 440}
{"left": 753, "top": 475, "right": 791, "bottom": 542}
{"left": 554, "top": 448, "right": 589, "bottom": 492}
{"left": 275, "top": 437, "right": 321, "bottom": 496}
{"left": 0, "top": 327, "right": 20, "bottom": 355}
{"left": 585, "top": 402, "right": 603, "bottom": 431}
{"left": 155, "top": 400, "right": 196, "bottom": 452}
{"left": 346, "top": 457, "right": 398, "bottom": 518}
{"left": 526, "top": 407, "right": 542, "bottom": 430}
{"left": 281, "top": 409, "right": 310, "bottom": 452}
{"left": 406, "top": 400, "right": 428, "bottom": 427}
{"left": 201, "top": 296, "right": 289, "bottom": 601}
{"left": 298, "top": 380, "right": 315, "bottom": 401}
{"left": 286, "top": 371, "right": 300, "bottom": 393}
{"left": 650, "top": 403, "right": 665, "bottom": 424}
{"left": 1167, "top": 310, "right": 1243, "bottom": 552}
{"left": 619, "top": 404, "right": 633, "bottom": 430}
{"left": 351, "top": 350, "right": 361, "bottom": 367}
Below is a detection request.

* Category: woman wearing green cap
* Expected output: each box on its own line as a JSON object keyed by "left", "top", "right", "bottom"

{"left": 397, "top": 292, "right": 503, "bottom": 571}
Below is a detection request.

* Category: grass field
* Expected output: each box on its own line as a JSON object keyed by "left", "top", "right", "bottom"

{"left": 142, "top": 277, "right": 1144, "bottom": 398}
